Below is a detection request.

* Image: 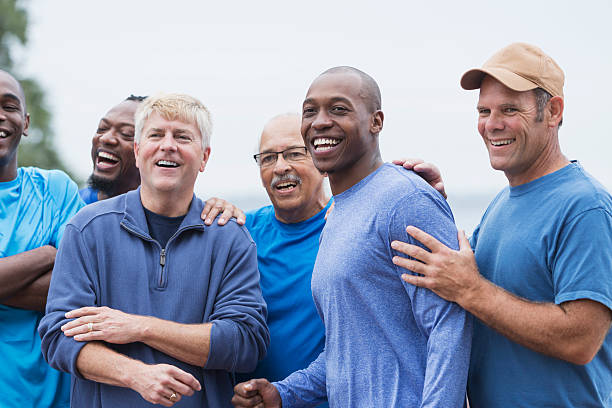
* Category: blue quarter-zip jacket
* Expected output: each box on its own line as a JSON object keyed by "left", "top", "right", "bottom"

{"left": 39, "top": 188, "right": 269, "bottom": 408}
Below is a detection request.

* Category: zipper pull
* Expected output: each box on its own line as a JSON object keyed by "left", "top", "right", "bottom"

{"left": 160, "top": 248, "right": 166, "bottom": 267}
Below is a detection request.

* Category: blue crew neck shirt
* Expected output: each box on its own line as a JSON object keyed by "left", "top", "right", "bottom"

{"left": 0, "top": 167, "right": 84, "bottom": 408}
{"left": 242, "top": 201, "right": 330, "bottom": 396}
{"left": 469, "top": 162, "right": 612, "bottom": 407}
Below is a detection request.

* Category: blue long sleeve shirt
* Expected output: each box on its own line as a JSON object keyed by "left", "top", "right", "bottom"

{"left": 274, "top": 164, "right": 472, "bottom": 407}
{"left": 39, "top": 188, "right": 269, "bottom": 408}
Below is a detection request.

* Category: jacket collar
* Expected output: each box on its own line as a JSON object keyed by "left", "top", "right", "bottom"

{"left": 121, "top": 187, "right": 205, "bottom": 239}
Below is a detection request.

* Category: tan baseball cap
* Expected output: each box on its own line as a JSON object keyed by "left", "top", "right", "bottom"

{"left": 460, "top": 42, "right": 564, "bottom": 97}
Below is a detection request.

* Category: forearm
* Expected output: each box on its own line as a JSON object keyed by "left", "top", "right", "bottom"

{"left": 0, "top": 245, "right": 55, "bottom": 299}
{"left": 462, "top": 277, "right": 610, "bottom": 364}
{"left": 140, "top": 316, "right": 212, "bottom": 366}
{"left": 2, "top": 270, "right": 51, "bottom": 311}
{"left": 77, "top": 342, "right": 141, "bottom": 388}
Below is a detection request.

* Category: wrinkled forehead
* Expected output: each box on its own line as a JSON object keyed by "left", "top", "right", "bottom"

{"left": 260, "top": 116, "right": 303, "bottom": 151}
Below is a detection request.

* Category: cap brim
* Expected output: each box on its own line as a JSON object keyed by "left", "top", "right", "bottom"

{"left": 460, "top": 67, "right": 539, "bottom": 92}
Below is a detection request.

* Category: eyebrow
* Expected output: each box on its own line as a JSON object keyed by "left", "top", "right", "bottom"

{"left": 1, "top": 92, "right": 23, "bottom": 107}
{"left": 303, "top": 96, "right": 353, "bottom": 106}
{"left": 99, "top": 118, "right": 135, "bottom": 128}
{"left": 260, "top": 145, "right": 305, "bottom": 154}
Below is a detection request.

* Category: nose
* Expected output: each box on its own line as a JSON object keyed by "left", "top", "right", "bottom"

{"left": 98, "top": 129, "right": 118, "bottom": 145}
{"left": 273, "top": 153, "right": 291, "bottom": 174}
{"left": 484, "top": 110, "right": 505, "bottom": 133}
{"left": 311, "top": 111, "right": 332, "bottom": 130}
{"left": 160, "top": 132, "right": 177, "bottom": 151}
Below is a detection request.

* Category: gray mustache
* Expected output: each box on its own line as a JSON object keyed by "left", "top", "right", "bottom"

{"left": 270, "top": 174, "right": 302, "bottom": 189}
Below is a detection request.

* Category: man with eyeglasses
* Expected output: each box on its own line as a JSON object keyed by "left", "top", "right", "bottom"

{"left": 241, "top": 114, "right": 330, "bottom": 406}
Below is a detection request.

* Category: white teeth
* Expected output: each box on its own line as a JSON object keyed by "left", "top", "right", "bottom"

{"left": 0, "top": 131, "right": 7, "bottom": 138}
{"left": 490, "top": 139, "right": 514, "bottom": 146}
{"left": 98, "top": 151, "right": 119, "bottom": 161}
{"left": 157, "top": 160, "right": 178, "bottom": 167}
{"left": 276, "top": 182, "right": 296, "bottom": 189}
{"left": 313, "top": 138, "right": 341, "bottom": 146}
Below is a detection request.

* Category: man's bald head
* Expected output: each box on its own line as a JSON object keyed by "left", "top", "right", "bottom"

{"left": 0, "top": 70, "right": 27, "bottom": 114}
{"left": 259, "top": 113, "right": 301, "bottom": 150}
{"left": 318, "top": 66, "right": 381, "bottom": 112}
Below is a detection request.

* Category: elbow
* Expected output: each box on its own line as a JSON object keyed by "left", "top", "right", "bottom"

{"left": 233, "top": 332, "right": 269, "bottom": 373}
{"left": 564, "top": 348, "right": 598, "bottom": 366}
{"left": 559, "top": 341, "right": 601, "bottom": 366}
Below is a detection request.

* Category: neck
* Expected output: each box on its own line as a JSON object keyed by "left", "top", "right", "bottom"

{"left": 0, "top": 157, "right": 18, "bottom": 183}
{"left": 139, "top": 188, "right": 192, "bottom": 217}
{"left": 328, "top": 151, "right": 383, "bottom": 196}
{"left": 507, "top": 139, "right": 569, "bottom": 186}
{"left": 274, "top": 194, "right": 331, "bottom": 224}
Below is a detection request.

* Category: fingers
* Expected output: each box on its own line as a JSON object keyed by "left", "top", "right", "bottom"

{"left": 65, "top": 306, "right": 103, "bottom": 319}
{"left": 392, "top": 254, "right": 427, "bottom": 275}
{"left": 405, "top": 226, "right": 444, "bottom": 252}
{"left": 458, "top": 230, "right": 471, "bottom": 252}
{"left": 232, "top": 380, "right": 266, "bottom": 407}
{"left": 391, "top": 240, "right": 432, "bottom": 264}
{"left": 392, "top": 158, "right": 424, "bottom": 169}
{"left": 202, "top": 197, "right": 246, "bottom": 226}
{"left": 170, "top": 366, "right": 201, "bottom": 392}
{"left": 218, "top": 206, "right": 246, "bottom": 226}
{"left": 202, "top": 198, "right": 223, "bottom": 225}
{"left": 401, "top": 272, "right": 432, "bottom": 289}
{"left": 232, "top": 208, "right": 246, "bottom": 226}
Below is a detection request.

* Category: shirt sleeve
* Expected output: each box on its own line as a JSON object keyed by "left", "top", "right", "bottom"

{"left": 273, "top": 349, "right": 327, "bottom": 408}
{"left": 205, "top": 226, "right": 270, "bottom": 373}
{"left": 553, "top": 208, "right": 612, "bottom": 311}
{"left": 390, "top": 191, "right": 472, "bottom": 408}
{"left": 38, "top": 223, "right": 97, "bottom": 378}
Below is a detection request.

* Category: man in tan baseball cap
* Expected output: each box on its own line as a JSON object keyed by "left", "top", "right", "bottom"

{"left": 392, "top": 42, "right": 612, "bottom": 407}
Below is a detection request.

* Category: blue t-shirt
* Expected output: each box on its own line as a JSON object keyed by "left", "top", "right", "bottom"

{"left": 0, "top": 167, "right": 84, "bottom": 408}
{"left": 275, "top": 163, "right": 472, "bottom": 407}
{"left": 242, "top": 202, "right": 330, "bottom": 394}
{"left": 469, "top": 162, "right": 612, "bottom": 407}
{"left": 79, "top": 186, "right": 99, "bottom": 204}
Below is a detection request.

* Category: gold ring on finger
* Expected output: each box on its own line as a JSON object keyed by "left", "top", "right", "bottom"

{"left": 87, "top": 322, "right": 93, "bottom": 332}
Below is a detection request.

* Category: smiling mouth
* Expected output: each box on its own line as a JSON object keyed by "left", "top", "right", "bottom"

{"left": 0, "top": 130, "right": 10, "bottom": 139}
{"left": 312, "top": 137, "right": 341, "bottom": 151}
{"left": 275, "top": 181, "right": 298, "bottom": 191}
{"left": 489, "top": 138, "right": 515, "bottom": 147}
{"left": 156, "top": 160, "right": 179, "bottom": 168}
{"left": 96, "top": 151, "right": 119, "bottom": 167}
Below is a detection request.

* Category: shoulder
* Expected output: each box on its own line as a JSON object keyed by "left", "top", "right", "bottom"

{"left": 68, "top": 193, "right": 126, "bottom": 231}
{"left": 20, "top": 166, "right": 82, "bottom": 208}
{"left": 371, "top": 164, "right": 452, "bottom": 217}
{"left": 245, "top": 205, "right": 274, "bottom": 230}
{"left": 548, "top": 164, "right": 612, "bottom": 220}
{"left": 19, "top": 167, "right": 77, "bottom": 193}
{"left": 206, "top": 218, "right": 256, "bottom": 248}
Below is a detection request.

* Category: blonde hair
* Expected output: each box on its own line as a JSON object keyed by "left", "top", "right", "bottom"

{"left": 134, "top": 93, "right": 212, "bottom": 149}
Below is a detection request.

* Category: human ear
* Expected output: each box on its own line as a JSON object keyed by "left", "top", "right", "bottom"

{"left": 548, "top": 96, "right": 564, "bottom": 128}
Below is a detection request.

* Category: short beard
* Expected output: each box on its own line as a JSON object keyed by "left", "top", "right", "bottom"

{"left": 88, "top": 174, "right": 119, "bottom": 198}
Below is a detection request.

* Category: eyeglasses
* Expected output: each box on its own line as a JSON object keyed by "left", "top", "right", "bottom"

{"left": 253, "top": 146, "right": 309, "bottom": 167}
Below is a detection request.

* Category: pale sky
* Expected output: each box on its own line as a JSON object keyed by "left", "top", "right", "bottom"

{"left": 17, "top": 0, "right": 612, "bottom": 228}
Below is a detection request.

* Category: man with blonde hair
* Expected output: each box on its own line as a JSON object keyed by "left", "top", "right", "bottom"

{"left": 39, "top": 93, "right": 269, "bottom": 408}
